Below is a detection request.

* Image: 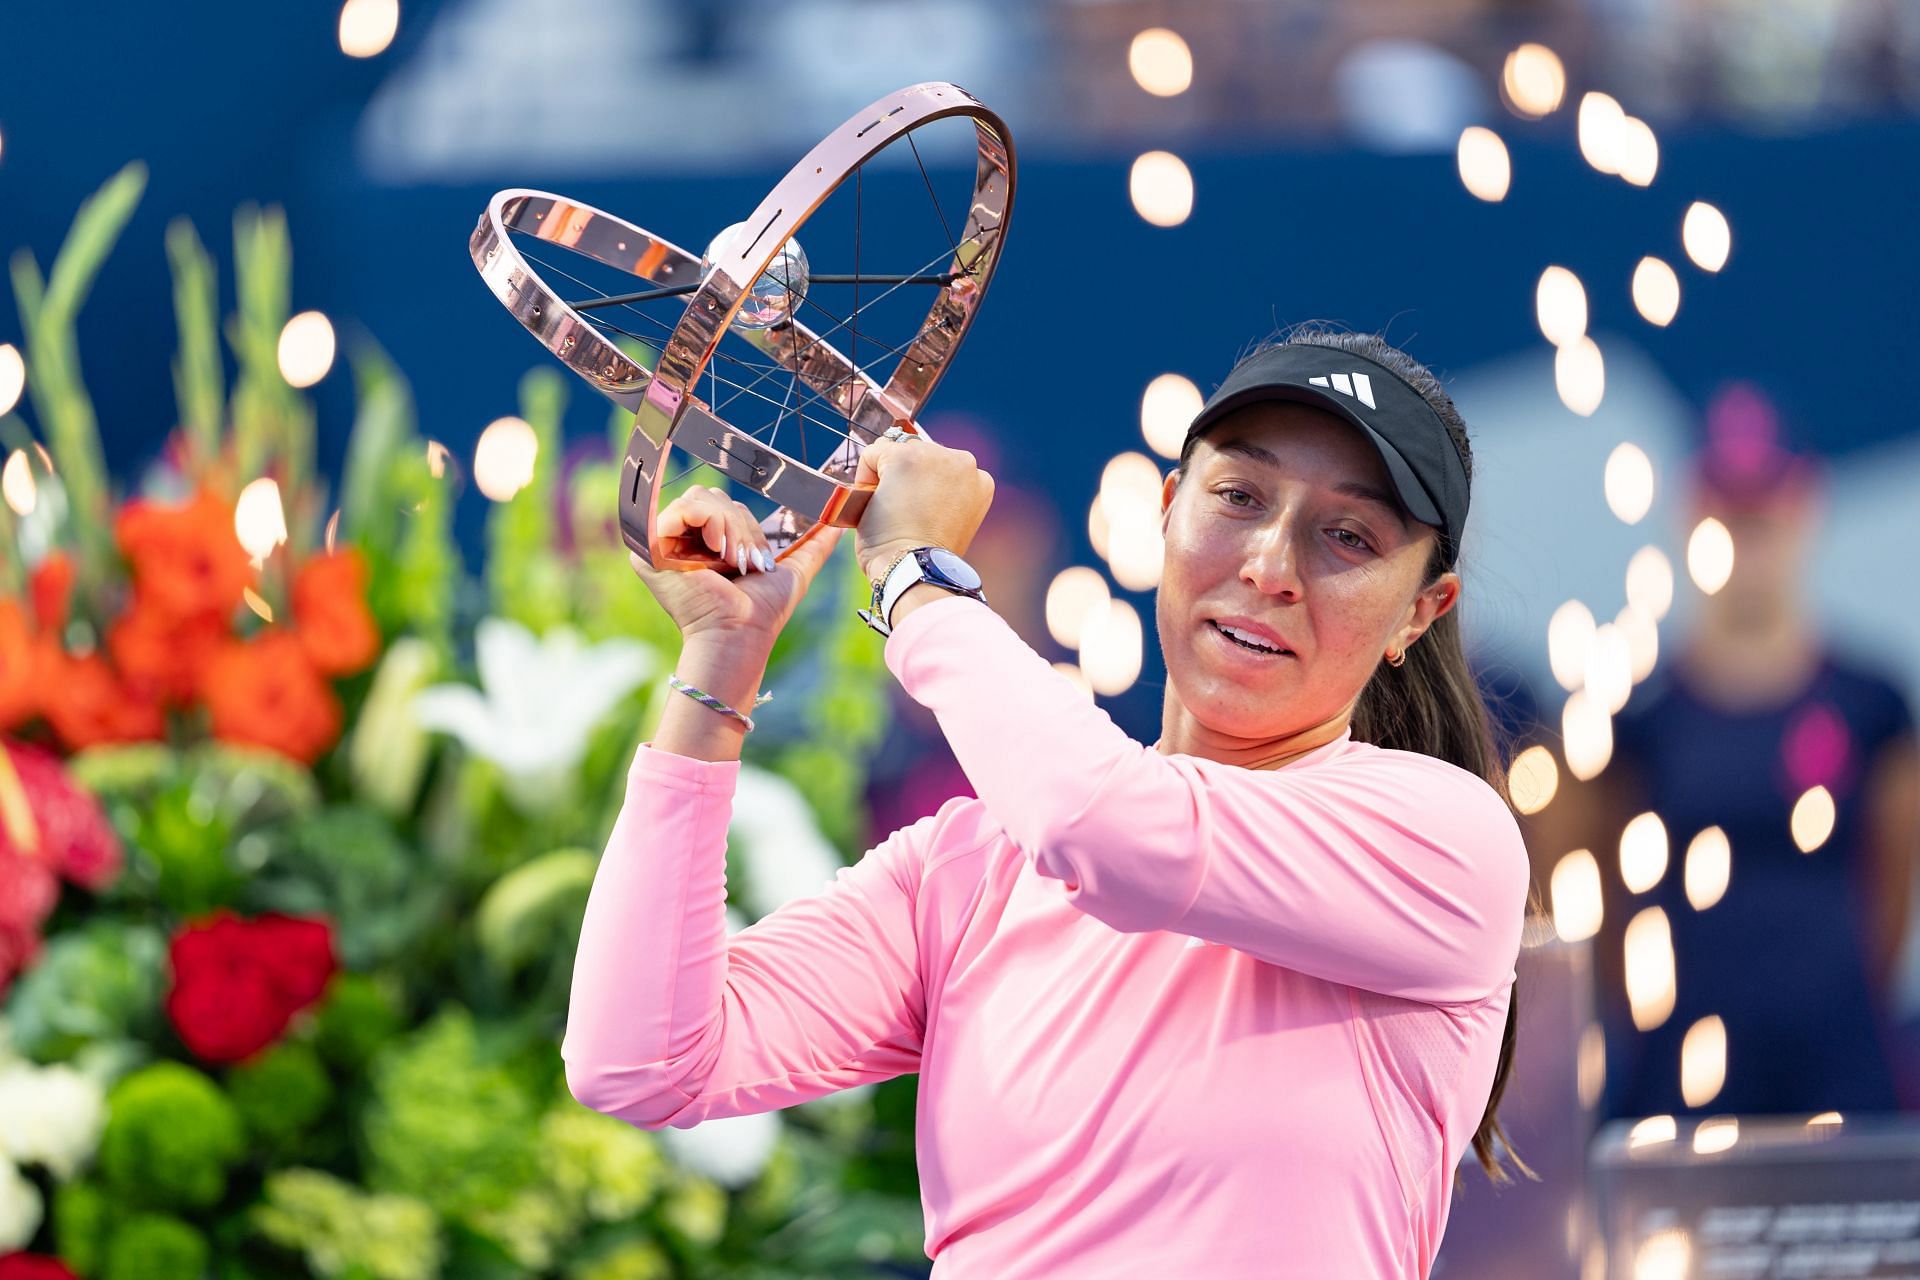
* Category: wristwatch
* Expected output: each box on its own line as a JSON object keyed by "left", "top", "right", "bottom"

{"left": 858, "top": 546, "right": 987, "bottom": 637}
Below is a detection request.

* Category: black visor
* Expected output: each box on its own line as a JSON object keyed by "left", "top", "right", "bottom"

{"left": 1184, "top": 344, "right": 1470, "bottom": 566}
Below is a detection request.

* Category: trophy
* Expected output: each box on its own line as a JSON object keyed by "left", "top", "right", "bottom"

{"left": 469, "top": 83, "right": 1015, "bottom": 571}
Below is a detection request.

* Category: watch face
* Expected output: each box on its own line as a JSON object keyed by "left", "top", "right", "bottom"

{"left": 925, "top": 548, "right": 982, "bottom": 590}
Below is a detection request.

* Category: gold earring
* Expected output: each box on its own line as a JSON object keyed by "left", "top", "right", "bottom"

{"left": 1386, "top": 647, "right": 1408, "bottom": 668}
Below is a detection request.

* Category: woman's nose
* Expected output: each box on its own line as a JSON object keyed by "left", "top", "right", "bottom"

{"left": 1241, "top": 520, "right": 1305, "bottom": 601}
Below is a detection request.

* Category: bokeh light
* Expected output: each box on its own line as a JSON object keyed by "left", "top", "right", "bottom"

{"left": 2, "top": 449, "right": 37, "bottom": 517}
{"left": 473, "top": 415, "right": 539, "bottom": 502}
{"left": 1604, "top": 442, "right": 1655, "bottom": 524}
{"left": 1502, "top": 43, "right": 1566, "bottom": 118}
{"left": 1046, "top": 566, "right": 1111, "bottom": 649}
{"left": 1624, "top": 905, "right": 1676, "bottom": 1031}
{"left": 1129, "top": 151, "right": 1194, "bottom": 227}
{"left": 234, "top": 477, "right": 289, "bottom": 562}
{"left": 1615, "top": 603, "right": 1660, "bottom": 683}
{"left": 1629, "top": 1115, "right": 1677, "bottom": 1149}
{"left": 1577, "top": 92, "right": 1627, "bottom": 175}
{"left": 1790, "top": 785, "right": 1836, "bottom": 852}
{"left": 1457, "top": 127, "right": 1511, "bottom": 202}
{"left": 1694, "top": 1117, "right": 1740, "bottom": 1155}
{"left": 1681, "top": 1016, "right": 1727, "bottom": 1107}
{"left": 1626, "top": 546, "right": 1675, "bottom": 621}
{"left": 0, "top": 343, "right": 23, "bottom": 416}
{"left": 1535, "top": 266, "right": 1588, "bottom": 347}
{"left": 1051, "top": 662, "right": 1094, "bottom": 698}
{"left": 1619, "top": 811, "right": 1669, "bottom": 893}
{"left": 1555, "top": 336, "right": 1605, "bottom": 416}
{"left": 1684, "top": 201, "right": 1732, "bottom": 272}
{"left": 1617, "top": 116, "right": 1660, "bottom": 186}
{"left": 1636, "top": 1227, "right": 1693, "bottom": 1280}
{"left": 1088, "top": 499, "right": 1110, "bottom": 560}
{"left": 1687, "top": 516, "right": 1735, "bottom": 594}
{"left": 1584, "top": 621, "right": 1633, "bottom": 714}
{"left": 1141, "top": 373, "right": 1202, "bottom": 460}
{"left": 1633, "top": 256, "right": 1681, "bottom": 326}
{"left": 1578, "top": 1023, "right": 1606, "bottom": 1109}
{"left": 1079, "top": 597, "right": 1144, "bottom": 695}
{"left": 1548, "top": 599, "right": 1598, "bottom": 692}
{"left": 243, "top": 585, "right": 275, "bottom": 623}
{"left": 1684, "top": 825, "right": 1731, "bottom": 910}
{"left": 1128, "top": 28, "right": 1193, "bottom": 97}
{"left": 277, "top": 310, "right": 336, "bottom": 388}
{"left": 1563, "top": 689, "right": 1614, "bottom": 780}
{"left": 339, "top": 0, "right": 400, "bottom": 58}
{"left": 1550, "top": 850, "right": 1603, "bottom": 942}
{"left": 1509, "top": 744, "right": 1560, "bottom": 815}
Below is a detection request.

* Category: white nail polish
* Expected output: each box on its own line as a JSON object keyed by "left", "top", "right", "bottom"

{"left": 737, "top": 546, "right": 748, "bottom": 575}
{"left": 719, "top": 532, "right": 728, "bottom": 558}
{"left": 756, "top": 550, "right": 772, "bottom": 572}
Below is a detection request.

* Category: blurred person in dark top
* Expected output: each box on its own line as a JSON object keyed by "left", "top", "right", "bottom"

{"left": 1550, "top": 384, "right": 1920, "bottom": 1119}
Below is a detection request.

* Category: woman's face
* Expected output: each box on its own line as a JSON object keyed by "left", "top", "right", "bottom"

{"left": 1156, "top": 401, "right": 1460, "bottom": 744}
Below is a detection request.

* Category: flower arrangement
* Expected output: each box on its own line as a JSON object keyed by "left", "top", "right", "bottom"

{"left": 0, "top": 166, "right": 916, "bottom": 1277}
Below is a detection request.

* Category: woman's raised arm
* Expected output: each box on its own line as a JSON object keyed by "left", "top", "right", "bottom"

{"left": 884, "top": 595, "right": 1530, "bottom": 1007}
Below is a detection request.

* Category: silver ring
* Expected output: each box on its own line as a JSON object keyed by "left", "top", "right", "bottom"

{"left": 881, "top": 426, "right": 919, "bottom": 443}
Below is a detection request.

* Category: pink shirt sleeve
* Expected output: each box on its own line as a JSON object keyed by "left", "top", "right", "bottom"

{"left": 562, "top": 743, "right": 930, "bottom": 1128}
{"left": 884, "top": 596, "right": 1528, "bottom": 1007}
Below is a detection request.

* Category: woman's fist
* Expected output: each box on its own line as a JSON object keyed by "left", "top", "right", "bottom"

{"left": 852, "top": 435, "right": 994, "bottom": 580}
{"left": 629, "top": 486, "right": 842, "bottom": 646}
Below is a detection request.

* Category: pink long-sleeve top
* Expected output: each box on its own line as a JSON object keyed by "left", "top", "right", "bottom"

{"left": 565, "top": 595, "right": 1531, "bottom": 1278}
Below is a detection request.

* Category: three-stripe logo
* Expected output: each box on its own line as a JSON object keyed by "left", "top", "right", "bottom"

{"left": 1307, "top": 372, "right": 1376, "bottom": 410}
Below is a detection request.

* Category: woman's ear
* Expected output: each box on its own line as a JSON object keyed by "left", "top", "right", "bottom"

{"left": 1161, "top": 469, "right": 1180, "bottom": 517}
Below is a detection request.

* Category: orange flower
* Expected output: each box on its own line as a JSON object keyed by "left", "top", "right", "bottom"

{"left": 28, "top": 553, "right": 74, "bottom": 633}
{"left": 115, "top": 490, "right": 252, "bottom": 622}
{"left": 0, "top": 601, "right": 36, "bottom": 731}
{"left": 202, "top": 632, "right": 342, "bottom": 764}
{"left": 290, "top": 549, "right": 379, "bottom": 677}
{"left": 108, "top": 601, "right": 228, "bottom": 707}
{"left": 42, "top": 651, "right": 166, "bottom": 751}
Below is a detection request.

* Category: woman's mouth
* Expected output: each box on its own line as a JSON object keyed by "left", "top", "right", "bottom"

{"left": 1207, "top": 619, "right": 1294, "bottom": 658}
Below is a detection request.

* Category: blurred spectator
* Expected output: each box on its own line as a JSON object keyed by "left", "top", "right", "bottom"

{"left": 1553, "top": 384, "right": 1920, "bottom": 1119}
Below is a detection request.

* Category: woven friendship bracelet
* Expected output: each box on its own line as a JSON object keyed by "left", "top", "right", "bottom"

{"left": 666, "top": 673, "right": 774, "bottom": 733}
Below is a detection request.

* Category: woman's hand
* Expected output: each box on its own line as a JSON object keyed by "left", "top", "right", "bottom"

{"left": 629, "top": 486, "right": 843, "bottom": 647}
{"left": 852, "top": 436, "right": 995, "bottom": 580}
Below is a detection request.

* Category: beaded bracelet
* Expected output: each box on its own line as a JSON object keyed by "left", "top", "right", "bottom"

{"left": 666, "top": 673, "right": 774, "bottom": 733}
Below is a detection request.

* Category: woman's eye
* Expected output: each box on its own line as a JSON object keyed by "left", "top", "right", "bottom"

{"left": 1218, "top": 488, "right": 1254, "bottom": 507}
{"left": 1330, "top": 528, "right": 1372, "bottom": 551}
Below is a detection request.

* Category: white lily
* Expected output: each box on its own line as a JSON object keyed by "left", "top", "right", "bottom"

{"left": 0, "top": 1061, "right": 106, "bottom": 1181}
{"left": 660, "top": 1110, "right": 782, "bottom": 1189}
{"left": 0, "top": 1156, "right": 41, "bottom": 1251}
{"left": 412, "top": 617, "right": 656, "bottom": 810}
{"left": 728, "top": 767, "right": 847, "bottom": 920}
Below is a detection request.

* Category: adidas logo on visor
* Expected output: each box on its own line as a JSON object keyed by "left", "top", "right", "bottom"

{"left": 1307, "top": 372, "right": 1377, "bottom": 410}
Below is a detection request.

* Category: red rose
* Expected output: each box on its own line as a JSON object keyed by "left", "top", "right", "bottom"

{"left": 0, "top": 1253, "right": 82, "bottom": 1280}
{"left": 165, "top": 911, "right": 337, "bottom": 1064}
{"left": 0, "top": 740, "right": 124, "bottom": 892}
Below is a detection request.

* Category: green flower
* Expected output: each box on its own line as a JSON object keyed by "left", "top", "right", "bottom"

{"left": 228, "top": 1041, "right": 332, "bottom": 1153}
{"left": 466, "top": 1187, "right": 575, "bottom": 1270}
{"left": 251, "top": 1168, "right": 442, "bottom": 1280}
{"left": 102, "top": 1212, "right": 208, "bottom": 1280}
{"left": 539, "top": 1105, "right": 665, "bottom": 1222}
{"left": 657, "top": 1177, "right": 728, "bottom": 1249}
{"left": 5, "top": 922, "right": 166, "bottom": 1062}
{"left": 363, "top": 1009, "right": 542, "bottom": 1222}
{"left": 53, "top": 1180, "right": 111, "bottom": 1277}
{"left": 98, "top": 1063, "right": 243, "bottom": 1212}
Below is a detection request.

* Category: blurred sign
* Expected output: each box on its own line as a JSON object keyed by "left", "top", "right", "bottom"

{"left": 1591, "top": 1115, "right": 1920, "bottom": 1278}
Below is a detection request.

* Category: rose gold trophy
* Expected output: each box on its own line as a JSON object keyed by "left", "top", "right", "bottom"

{"left": 469, "top": 83, "right": 1015, "bottom": 572}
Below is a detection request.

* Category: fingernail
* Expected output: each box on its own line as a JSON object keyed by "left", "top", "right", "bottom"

{"left": 755, "top": 550, "right": 772, "bottom": 572}
{"left": 719, "top": 532, "right": 728, "bottom": 558}
{"left": 737, "top": 546, "right": 748, "bottom": 575}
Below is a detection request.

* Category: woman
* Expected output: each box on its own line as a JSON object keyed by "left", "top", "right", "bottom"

{"left": 565, "top": 329, "right": 1533, "bottom": 1278}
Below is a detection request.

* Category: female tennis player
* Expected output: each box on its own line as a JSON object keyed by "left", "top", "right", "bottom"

{"left": 566, "top": 328, "right": 1532, "bottom": 1278}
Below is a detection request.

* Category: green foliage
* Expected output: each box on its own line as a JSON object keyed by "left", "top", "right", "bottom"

{"left": 241, "top": 802, "right": 438, "bottom": 971}
{"left": 311, "top": 972, "right": 406, "bottom": 1074}
{"left": 165, "top": 217, "right": 224, "bottom": 470}
{"left": 486, "top": 368, "right": 571, "bottom": 632}
{"left": 103, "top": 1213, "right": 211, "bottom": 1280}
{"left": 54, "top": 1180, "right": 112, "bottom": 1277}
{"left": 227, "top": 1041, "right": 333, "bottom": 1154}
{"left": 474, "top": 848, "right": 596, "bottom": 983}
{"left": 6, "top": 920, "right": 167, "bottom": 1062}
{"left": 99, "top": 1062, "right": 245, "bottom": 1212}
{"left": 567, "top": 1236, "right": 675, "bottom": 1280}
{"left": 250, "top": 1169, "right": 443, "bottom": 1280}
